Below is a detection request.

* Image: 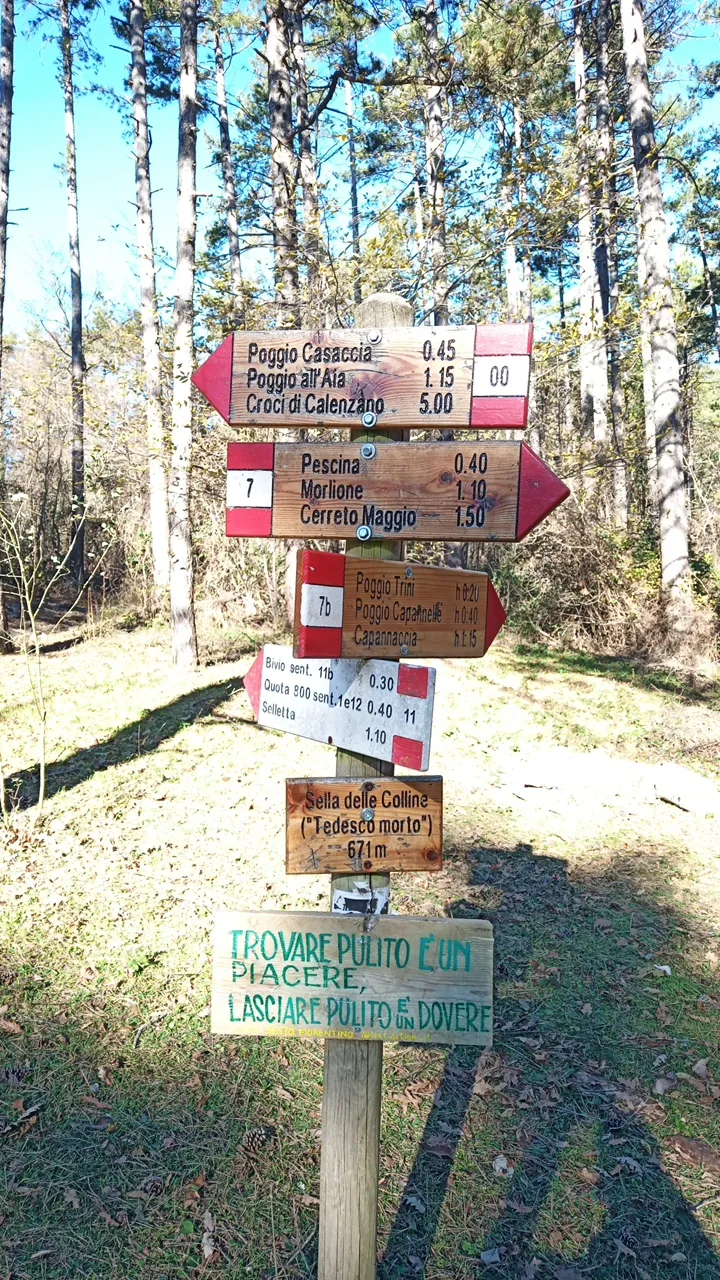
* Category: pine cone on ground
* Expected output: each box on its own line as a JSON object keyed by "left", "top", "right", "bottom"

{"left": 241, "top": 1125, "right": 276, "bottom": 1154}
{"left": 141, "top": 1175, "right": 165, "bottom": 1198}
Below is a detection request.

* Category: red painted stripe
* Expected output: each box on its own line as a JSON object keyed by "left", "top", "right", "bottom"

{"left": 397, "top": 665, "right": 430, "bottom": 699}
{"left": 296, "top": 626, "right": 343, "bottom": 659}
{"left": 226, "top": 508, "right": 273, "bottom": 538}
{"left": 299, "top": 549, "right": 346, "bottom": 588}
{"left": 227, "top": 442, "right": 275, "bottom": 471}
{"left": 391, "top": 735, "right": 425, "bottom": 770}
{"left": 470, "top": 397, "right": 529, "bottom": 429}
{"left": 474, "top": 323, "right": 533, "bottom": 356}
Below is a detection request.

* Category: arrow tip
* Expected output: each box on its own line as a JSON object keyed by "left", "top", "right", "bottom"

{"left": 517, "top": 444, "right": 570, "bottom": 541}
{"left": 243, "top": 648, "right": 264, "bottom": 719}
{"left": 484, "top": 579, "right": 506, "bottom": 652}
{"left": 192, "top": 333, "right": 234, "bottom": 421}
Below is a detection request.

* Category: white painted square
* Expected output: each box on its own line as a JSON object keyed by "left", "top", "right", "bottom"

{"left": 226, "top": 469, "right": 273, "bottom": 509}
{"left": 300, "top": 583, "right": 344, "bottom": 628}
{"left": 472, "top": 354, "right": 530, "bottom": 397}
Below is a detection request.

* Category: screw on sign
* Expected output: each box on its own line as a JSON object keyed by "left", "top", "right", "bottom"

{"left": 192, "top": 323, "right": 533, "bottom": 430}
{"left": 293, "top": 550, "right": 507, "bottom": 661}
{"left": 223, "top": 440, "right": 570, "bottom": 543}
{"left": 285, "top": 776, "right": 443, "bottom": 874}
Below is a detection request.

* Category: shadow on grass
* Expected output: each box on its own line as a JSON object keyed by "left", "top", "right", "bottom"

{"left": 0, "top": 839, "right": 719, "bottom": 1278}
{"left": 505, "top": 642, "right": 718, "bottom": 703}
{"left": 379, "top": 842, "right": 720, "bottom": 1278}
{"left": 3, "top": 676, "right": 245, "bottom": 811}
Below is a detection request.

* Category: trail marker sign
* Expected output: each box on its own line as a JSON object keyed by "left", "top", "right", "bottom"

{"left": 211, "top": 910, "right": 493, "bottom": 1046}
{"left": 286, "top": 776, "right": 443, "bottom": 874}
{"left": 244, "top": 644, "right": 435, "bottom": 770}
{"left": 226, "top": 440, "right": 569, "bottom": 542}
{"left": 294, "top": 550, "right": 506, "bottom": 660}
{"left": 193, "top": 323, "right": 532, "bottom": 430}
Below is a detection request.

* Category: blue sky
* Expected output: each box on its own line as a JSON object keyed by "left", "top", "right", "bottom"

{"left": 7, "top": 5, "right": 224, "bottom": 333}
{"left": 4, "top": 4, "right": 719, "bottom": 337}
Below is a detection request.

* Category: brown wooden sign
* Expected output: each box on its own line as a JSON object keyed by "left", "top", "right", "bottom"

{"left": 211, "top": 910, "right": 493, "bottom": 1046}
{"left": 194, "top": 323, "right": 533, "bottom": 430}
{"left": 286, "top": 776, "right": 443, "bottom": 874}
{"left": 225, "top": 440, "right": 570, "bottom": 543}
{"left": 294, "top": 551, "right": 506, "bottom": 660}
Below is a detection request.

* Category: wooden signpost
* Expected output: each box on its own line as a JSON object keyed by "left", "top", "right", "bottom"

{"left": 243, "top": 643, "right": 436, "bottom": 770}
{"left": 202, "top": 291, "right": 571, "bottom": 1280}
{"left": 294, "top": 549, "right": 506, "bottom": 660}
{"left": 193, "top": 322, "right": 533, "bottom": 430}
{"left": 286, "top": 776, "right": 443, "bottom": 874}
{"left": 211, "top": 910, "right": 493, "bottom": 1047}
{"left": 225, "top": 439, "right": 570, "bottom": 542}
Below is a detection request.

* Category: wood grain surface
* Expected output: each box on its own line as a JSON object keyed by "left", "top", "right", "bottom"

{"left": 229, "top": 325, "right": 475, "bottom": 428}
{"left": 286, "top": 776, "right": 443, "bottom": 873}
{"left": 211, "top": 910, "right": 493, "bottom": 1046}
{"left": 271, "top": 440, "right": 521, "bottom": 541}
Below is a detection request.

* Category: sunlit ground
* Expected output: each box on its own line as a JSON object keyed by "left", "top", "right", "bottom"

{"left": 1, "top": 621, "right": 719, "bottom": 1278}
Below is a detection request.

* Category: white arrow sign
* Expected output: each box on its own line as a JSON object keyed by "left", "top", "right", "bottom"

{"left": 244, "top": 644, "right": 436, "bottom": 770}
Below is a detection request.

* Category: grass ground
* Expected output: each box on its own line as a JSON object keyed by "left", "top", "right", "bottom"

{"left": 1, "top": 618, "right": 719, "bottom": 1279}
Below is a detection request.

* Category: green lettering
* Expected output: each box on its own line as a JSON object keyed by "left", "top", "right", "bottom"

{"left": 323, "top": 964, "right": 340, "bottom": 988}
{"left": 260, "top": 962, "right": 279, "bottom": 985}
{"left": 343, "top": 967, "right": 360, "bottom": 990}
{"left": 291, "top": 933, "right": 307, "bottom": 961}
{"left": 303, "top": 965, "right": 321, "bottom": 987}
{"left": 419, "top": 935, "right": 435, "bottom": 971}
{"left": 306, "top": 932, "right": 319, "bottom": 962}
{"left": 338, "top": 934, "right": 352, "bottom": 964}
{"left": 319, "top": 933, "right": 332, "bottom": 962}
{"left": 231, "top": 930, "right": 243, "bottom": 960}
{"left": 244, "top": 930, "right": 259, "bottom": 960}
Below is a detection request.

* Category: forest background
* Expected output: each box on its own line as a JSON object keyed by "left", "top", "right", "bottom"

{"left": 0, "top": 0, "right": 719, "bottom": 670}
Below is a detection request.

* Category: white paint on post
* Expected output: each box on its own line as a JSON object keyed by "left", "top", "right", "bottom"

{"left": 300, "top": 583, "right": 344, "bottom": 627}
{"left": 226, "top": 469, "right": 274, "bottom": 508}
{"left": 472, "top": 354, "right": 530, "bottom": 397}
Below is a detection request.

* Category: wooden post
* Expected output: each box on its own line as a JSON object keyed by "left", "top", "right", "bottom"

{"left": 318, "top": 292, "right": 413, "bottom": 1280}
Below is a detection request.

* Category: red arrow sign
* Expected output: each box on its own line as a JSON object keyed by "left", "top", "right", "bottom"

{"left": 225, "top": 440, "right": 569, "bottom": 543}
{"left": 193, "top": 323, "right": 533, "bottom": 430}
{"left": 294, "top": 551, "right": 506, "bottom": 661}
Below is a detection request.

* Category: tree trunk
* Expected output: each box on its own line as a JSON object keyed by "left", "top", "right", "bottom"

{"left": 168, "top": 0, "right": 198, "bottom": 668}
{"left": 213, "top": 21, "right": 244, "bottom": 326}
{"left": 130, "top": 0, "right": 170, "bottom": 603}
{"left": 60, "top": 0, "right": 85, "bottom": 584}
{"left": 697, "top": 221, "right": 720, "bottom": 363}
{"left": 287, "top": 1, "right": 321, "bottom": 322}
{"left": 573, "top": 1, "right": 608, "bottom": 461}
{"left": 636, "top": 197, "right": 658, "bottom": 517}
{"left": 345, "top": 79, "right": 361, "bottom": 307}
{"left": 498, "top": 116, "right": 521, "bottom": 322}
{"left": 267, "top": 1, "right": 299, "bottom": 327}
{"left": 596, "top": 0, "right": 627, "bottom": 527}
{"left": 0, "top": 0, "right": 12, "bottom": 653}
{"left": 0, "top": 0, "right": 13, "bottom": 392}
{"left": 423, "top": 0, "right": 447, "bottom": 325}
{"left": 620, "top": 0, "right": 690, "bottom": 631}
